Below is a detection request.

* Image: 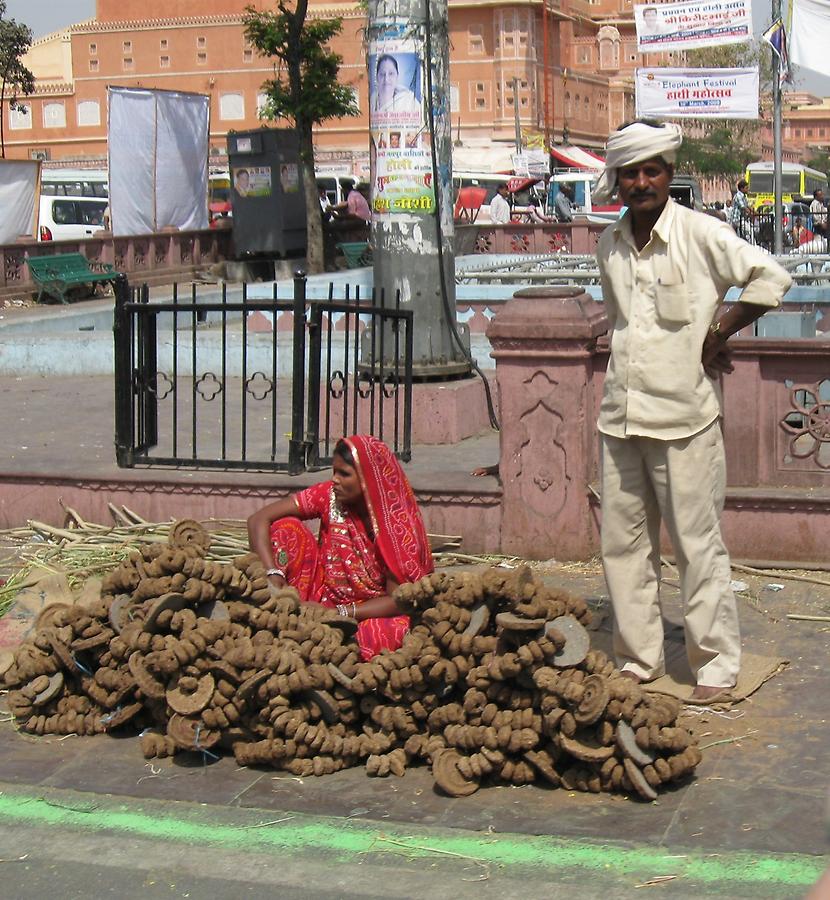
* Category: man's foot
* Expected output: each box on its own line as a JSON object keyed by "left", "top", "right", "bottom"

{"left": 690, "top": 684, "right": 734, "bottom": 702}
{"left": 619, "top": 670, "right": 643, "bottom": 684}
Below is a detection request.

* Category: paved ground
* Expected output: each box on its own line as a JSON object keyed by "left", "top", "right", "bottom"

{"left": 0, "top": 560, "right": 827, "bottom": 898}
{"left": 0, "top": 291, "right": 828, "bottom": 896}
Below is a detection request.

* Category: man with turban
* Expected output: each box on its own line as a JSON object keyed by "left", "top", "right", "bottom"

{"left": 593, "top": 121, "right": 792, "bottom": 702}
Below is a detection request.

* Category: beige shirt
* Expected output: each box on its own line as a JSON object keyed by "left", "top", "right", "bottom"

{"left": 597, "top": 198, "right": 792, "bottom": 441}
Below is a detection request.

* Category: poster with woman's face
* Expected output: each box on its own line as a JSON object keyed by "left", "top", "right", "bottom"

{"left": 368, "top": 39, "right": 423, "bottom": 130}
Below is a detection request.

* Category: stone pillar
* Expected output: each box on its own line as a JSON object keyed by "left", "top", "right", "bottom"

{"left": 487, "top": 286, "right": 608, "bottom": 560}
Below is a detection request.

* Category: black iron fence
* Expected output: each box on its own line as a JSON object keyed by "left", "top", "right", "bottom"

{"left": 736, "top": 211, "right": 830, "bottom": 255}
{"left": 113, "top": 274, "right": 413, "bottom": 473}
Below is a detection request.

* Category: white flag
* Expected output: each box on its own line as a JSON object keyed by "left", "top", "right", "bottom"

{"left": 790, "top": 0, "right": 830, "bottom": 78}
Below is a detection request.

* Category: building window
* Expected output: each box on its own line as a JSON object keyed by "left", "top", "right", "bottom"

{"left": 160, "top": 55, "right": 170, "bottom": 68}
{"left": 807, "top": 128, "right": 814, "bottom": 137}
{"left": 123, "top": 57, "right": 134, "bottom": 71}
{"left": 43, "top": 102, "right": 66, "bottom": 129}
{"left": 219, "top": 92, "right": 245, "bottom": 120}
{"left": 243, "top": 49, "right": 253, "bottom": 63}
{"left": 160, "top": 39, "right": 168, "bottom": 50}
{"left": 347, "top": 86, "right": 360, "bottom": 113}
{"left": 197, "top": 36, "right": 207, "bottom": 49}
{"left": 468, "top": 24, "right": 484, "bottom": 55}
{"left": 89, "top": 42, "right": 97, "bottom": 55}
{"left": 256, "top": 92, "right": 269, "bottom": 116}
{"left": 578, "top": 46, "right": 591, "bottom": 64}
{"left": 795, "top": 128, "right": 802, "bottom": 137}
{"left": 197, "top": 52, "right": 207, "bottom": 65}
{"left": 471, "top": 81, "right": 489, "bottom": 111}
{"left": 77, "top": 99, "right": 101, "bottom": 127}
{"left": 123, "top": 41, "right": 132, "bottom": 53}
{"left": 89, "top": 59, "right": 99, "bottom": 73}
{"left": 9, "top": 104, "right": 31, "bottom": 130}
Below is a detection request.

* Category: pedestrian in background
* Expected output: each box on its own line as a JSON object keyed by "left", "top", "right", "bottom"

{"left": 592, "top": 120, "right": 792, "bottom": 702}
{"left": 729, "top": 179, "right": 752, "bottom": 241}
{"left": 489, "top": 183, "right": 512, "bottom": 225}
{"left": 553, "top": 182, "right": 575, "bottom": 223}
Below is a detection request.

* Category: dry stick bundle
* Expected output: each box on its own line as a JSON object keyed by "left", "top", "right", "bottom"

{"left": 0, "top": 521, "right": 701, "bottom": 802}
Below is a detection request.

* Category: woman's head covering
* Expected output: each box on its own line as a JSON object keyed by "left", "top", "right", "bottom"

{"left": 592, "top": 121, "right": 683, "bottom": 204}
{"left": 342, "top": 435, "right": 434, "bottom": 584}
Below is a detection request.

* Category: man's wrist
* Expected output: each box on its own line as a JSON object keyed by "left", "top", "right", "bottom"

{"left": 709, "top": 320, "right": 728, "bottom": 341}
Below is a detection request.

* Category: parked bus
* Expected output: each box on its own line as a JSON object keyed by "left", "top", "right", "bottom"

{"left": 745, "top": 161, "right": 828, "bottom": 208}
{"left": 40, "top": 168, "right": 108, "bottom": 198}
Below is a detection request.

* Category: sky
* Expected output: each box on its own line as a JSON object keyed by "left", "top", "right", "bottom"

{"left": 5, "top": 0, "right": 830, "bottom": 96}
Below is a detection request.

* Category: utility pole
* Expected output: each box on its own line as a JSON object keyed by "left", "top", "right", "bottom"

{"left": 771, "top": 0, "right": 784, "bottom": 256}
{"left": 367, "top": 0, "right": 471, "bottom": 378}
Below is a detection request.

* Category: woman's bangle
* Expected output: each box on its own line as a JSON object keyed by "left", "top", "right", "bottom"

{"left": 265, "top": 567, "right": 286, "bottom": 579}
{"left": 336, "top": 604, "right": 348, "bottom": 617}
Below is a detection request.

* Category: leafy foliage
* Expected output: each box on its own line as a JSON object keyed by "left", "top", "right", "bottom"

{"left": 0, "top": 0, "right": 35, "bottom": 157}
{"left": 243, "top": 6, "right": 359, "bottom": 130}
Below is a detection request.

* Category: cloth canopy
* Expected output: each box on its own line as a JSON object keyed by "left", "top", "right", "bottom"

{"left": 550, "top": 144, "right": 605, "bottom": 170}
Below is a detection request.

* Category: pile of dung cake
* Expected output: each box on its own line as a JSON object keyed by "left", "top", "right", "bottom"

{"left": 0, "top": 521, "right": 700, "bottom": 801}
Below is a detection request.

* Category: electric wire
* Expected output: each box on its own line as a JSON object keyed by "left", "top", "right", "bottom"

{"left": 422, "top": 3, "right": 500, "bottom": 430}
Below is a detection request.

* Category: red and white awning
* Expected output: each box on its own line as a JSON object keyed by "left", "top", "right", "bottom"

{"left": 550, "top": 144, "right": 605, "bottom": 170}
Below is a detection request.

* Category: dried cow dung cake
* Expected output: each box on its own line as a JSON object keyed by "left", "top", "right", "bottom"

{"left": 0, "top": 541, "right": 701, "bottom": 803}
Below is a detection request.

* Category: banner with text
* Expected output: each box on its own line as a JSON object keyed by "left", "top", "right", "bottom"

{"left": 634, "top": 0, "right": 753, "bottom": 52}
{"left": 635, "top": 68, "right": 759, "bottom": 119}
{"left": 372, "top": 148, "right": 435, "bottom": 216}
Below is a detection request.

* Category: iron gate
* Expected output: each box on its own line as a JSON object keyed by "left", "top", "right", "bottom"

{"left": 113, "top": 273, "right": 413, "bottom": 473}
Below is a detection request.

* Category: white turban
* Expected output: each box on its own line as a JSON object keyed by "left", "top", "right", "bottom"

{"left": 592, "top": 122, "right": 683, "bottom": 204}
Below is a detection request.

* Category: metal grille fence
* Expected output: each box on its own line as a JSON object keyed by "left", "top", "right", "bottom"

{"left": 114, "top": 274, "right": 413, "bottom": 472}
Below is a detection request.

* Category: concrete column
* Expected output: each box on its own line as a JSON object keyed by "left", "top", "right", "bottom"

{"left": 487, "top": 286, "right": 608, "bottom": 560}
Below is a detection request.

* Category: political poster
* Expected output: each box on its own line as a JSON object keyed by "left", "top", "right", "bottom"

{"left": 372, "top": 147, "right": 435, "bottom": 217}
{"left": 634, "top": 0, "right": 753, "bottom": 52}
{"left": 368, "top": 39, "right": 424, "bottom": 130}
{"left": 232, "top": 166, "right": 272, "bottom": 198}
{"left": 635, "top": 68, "right": 759, "bottom": 119}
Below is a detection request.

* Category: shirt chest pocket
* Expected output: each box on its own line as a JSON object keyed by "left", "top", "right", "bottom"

{"left": 655, "top": 279, "right": 691, "bottom": 327}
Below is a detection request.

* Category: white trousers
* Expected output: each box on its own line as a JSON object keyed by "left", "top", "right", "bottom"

{"left": 600, "top": 420, "right": 740, "bottom": 687}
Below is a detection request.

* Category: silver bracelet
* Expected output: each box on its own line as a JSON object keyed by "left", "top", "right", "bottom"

{"left": 351, "top": 602, "right": 357, "bottom": 618}
{"left": 265, "top": 567, "right": 286, "bottom": 579}
{"left": 336, "top": 604, "right": 348, "bottom": 617}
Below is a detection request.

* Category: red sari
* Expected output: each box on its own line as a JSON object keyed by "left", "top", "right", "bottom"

{"left": 269, "top": 435, "right": 433, "bottom": 659}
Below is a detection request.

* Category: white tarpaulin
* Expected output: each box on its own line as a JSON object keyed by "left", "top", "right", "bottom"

{"left": 634, "top": 0, "right": 752, "bottom": 53}
{"left": 635, "top": 68, "right": 759, "bottom": 119}
{"left": 108, "top": 87, "right": 209, "bottom": 236}
{"left": 0, "top": 160, "right": 39, "bottom": 243}
{"left": 791, "top": 0, "right": 830, "bottom": 78}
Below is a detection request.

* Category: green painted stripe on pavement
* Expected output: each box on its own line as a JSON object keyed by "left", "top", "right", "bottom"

{"left": 0, "top": 788, "right": 823, "bottom": 889}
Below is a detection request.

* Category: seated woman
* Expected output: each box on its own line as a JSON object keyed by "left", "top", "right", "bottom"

{"left": 247, "top": 434, "right": 433, "bottom": 660}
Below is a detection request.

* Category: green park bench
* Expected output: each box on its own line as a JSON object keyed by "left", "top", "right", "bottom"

{"left": 336, "top": 241, "right": 372, "bottom": 269}
{"left": 28, "top": 252, "right": 120, "bottom": 304}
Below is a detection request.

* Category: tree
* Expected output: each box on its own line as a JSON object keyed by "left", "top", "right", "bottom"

{"left": 243, "top": 2, "right": 359, "bottom": 273}
{"left": 0, "top": 1, "right": 34, "bottom": 159}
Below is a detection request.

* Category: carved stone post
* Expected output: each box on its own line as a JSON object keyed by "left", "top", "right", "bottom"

{"left": 487, "top": 286, "right": 608, "bottom": 560}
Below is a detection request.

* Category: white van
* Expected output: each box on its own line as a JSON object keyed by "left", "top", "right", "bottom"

{"left": 38, "top": 195, "right": 108, "bottom": 241}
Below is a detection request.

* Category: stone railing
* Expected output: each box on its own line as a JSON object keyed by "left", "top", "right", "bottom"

{"left": 488, "top": 287, "right": 830, "bottom": 563}
{"left": 0, "top": 228, "right": 233, "bottom": 300}
{"left": 455, "top": 220, "right": 608, "bottom": 257}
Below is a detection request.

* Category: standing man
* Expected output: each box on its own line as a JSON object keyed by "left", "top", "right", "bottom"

{"left": 729, "top": 178, "right": 752, "bottom": 241}
{"left": 809, "top": 187, "right": 826, "bottom": 243}
{"left": 553, "top": 182, "right": 575, "bottom": 223}
{"left": 592, "top": 121, "right": 792, "bottom": 701}
{"left": 489, "top": 183, "right": 512, "bottom": 224}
